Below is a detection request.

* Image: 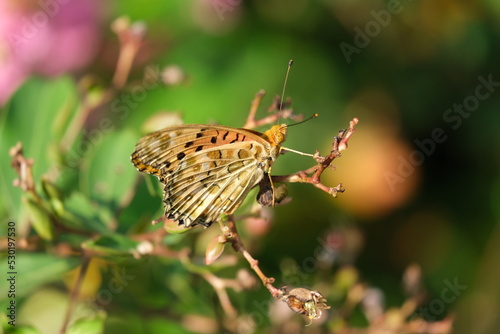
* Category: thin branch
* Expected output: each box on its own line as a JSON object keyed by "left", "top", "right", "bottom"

{"left": 10, "top": 142, "right": 36, "bottom": 194}
{"left": 221, "top": 215, "right": 281, "bottom": 298}
{"left": 60, "top": 17, "right": 146, "bottom": 158}
{"left": 243, "top": 90, "right": 266, "bottom": 129}
{"left": 175, "top": 247, "right": 242, "bottom": 319}
{"left": 201, "top": 271, "right": 238, "bottom": 318}
{"left": 111, "top": 17, "right": 146, "bottom": 89}
{"left": 110, "top": 174, "right": 143, "bottom": 231}
{"left": 272, "top": 117, "right": 359, "bottom": 197}
{"left": 243, "top": 91, "right": 303, "bottom": 129}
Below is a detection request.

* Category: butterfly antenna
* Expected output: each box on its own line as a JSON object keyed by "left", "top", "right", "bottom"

{"left": 279, "top": 59, "right": 294, "bottom": 113}
{"left": 278, "top": 60, "right": 318, "bottom": 127}
{"left": 286, "top": 113, "right": 319, "bottom": 128}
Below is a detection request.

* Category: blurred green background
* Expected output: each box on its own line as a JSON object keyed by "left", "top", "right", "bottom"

{"left": 1, "top": 0, "right": 500, "bottom": 333}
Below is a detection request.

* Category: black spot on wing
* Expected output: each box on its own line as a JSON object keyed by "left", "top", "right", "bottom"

{"left": 185, "top": 141, "right": 194, "bottom": 148}
{"left": 195, "top": 146, "right": 203, "bottom": 152}
{"left": 177, "top": 152, "right": 186, "bottom": 160}
{"left": 230, "top": 134, "right": 240, "bottom": 143}
{"left": 211, "top": 136, "right": 217, "bottom": 144}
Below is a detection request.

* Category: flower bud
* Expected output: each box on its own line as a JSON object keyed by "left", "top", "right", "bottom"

{"left": 205, "top": 235, "right": 226, "bottom": 265}
{"left": 23, "top": 196, "right": 54, "bottom": 241}
{"left": 41, "top": 177, "right": 64, "bottom": 217}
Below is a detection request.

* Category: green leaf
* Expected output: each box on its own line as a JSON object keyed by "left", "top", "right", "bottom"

{"left": 41, "top": 177, "right": 65, "bottom": 217}
{"left": 104, "top": 314, "right": 142, "bottom": 334}
{"left": 1, "top": 323, "right": 42, "bottom": 334}
{"left": 67, "top": 314, "right": 105, "bottom": 334}
{"left": 0, "top": 253, "right": 79, "bottom": 302}
{"left": 82, "top": 234, "right": 140, "bottom": 256}
{"left": 61, "top": 192, "right": 109, "bottom": 234}
{"left": 23, "top": 196, "right": 54, "bottom": 241}
{"left": 0, "top": 77, "right": 77, "bottom": 221}
{"left": 81, "top": 129, "right": 138, "bottom": 206}
{"left": 145, "top": 317, "right": 195, "bottom": 334}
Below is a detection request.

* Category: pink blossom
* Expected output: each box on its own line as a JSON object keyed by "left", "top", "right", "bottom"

{"left": 0, "top": 0, "right": 101, "bottom": 105}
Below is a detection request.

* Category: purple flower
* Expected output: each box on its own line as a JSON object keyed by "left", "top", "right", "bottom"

{"left": 0, "top": 0, "right": 101, "bottom": 105}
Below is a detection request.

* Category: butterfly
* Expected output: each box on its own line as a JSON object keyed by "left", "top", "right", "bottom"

{"left": 131, "top": 123, "right": 289, "bottom": 228}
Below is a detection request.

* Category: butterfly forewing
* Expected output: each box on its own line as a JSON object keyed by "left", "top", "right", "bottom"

{"left": 131, "top": 124, "right": 284, "bottom": 227}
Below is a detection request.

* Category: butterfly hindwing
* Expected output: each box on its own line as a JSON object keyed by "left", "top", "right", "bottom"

{"left": 164, "top": 146, "right": 264, "bottom": 227}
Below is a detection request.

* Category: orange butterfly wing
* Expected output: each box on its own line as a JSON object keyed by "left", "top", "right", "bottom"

{"left": 131, "top": 125, "right": 282, "bottom": 227}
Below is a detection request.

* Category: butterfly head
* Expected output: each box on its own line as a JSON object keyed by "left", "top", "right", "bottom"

{"left": 263, "top": 124, "right": 288, "bottom": 147}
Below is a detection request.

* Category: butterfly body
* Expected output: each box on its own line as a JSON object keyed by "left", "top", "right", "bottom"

{"left": 131, "top": 124, "right": 287, "bottom": 228}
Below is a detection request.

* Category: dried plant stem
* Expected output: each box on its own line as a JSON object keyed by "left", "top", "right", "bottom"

{"left": 223, "top": 215, "right": 281, "bottom": 298}
{"left": 61, "top": 17, "right": 145, "bottom": 156}
{"left": 273, "top": 117, "right": 359, "bottom": 197}
{"left": 201, "top": 271, "right": 238, "bottom": 318}
{"left": 338, "top": 118, "right": 359, "bottom": 152}
{"left": 175, "top": 247, "right": 240, "bottom": 318}
{"left": 111, "top": 17, "right": 145, "bottom": 89}
{"left": 243, "top": 91, "right": 303, "bottom": 129}
{"left": 10, "top": 143, "right": 36, "bottom": 195}
{"left": 243, "top": 90, "right": 266, "bottom": 129}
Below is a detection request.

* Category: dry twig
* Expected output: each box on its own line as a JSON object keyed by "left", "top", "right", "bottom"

{"left": 273, "top": 117, "right": 359, "bottom": 197}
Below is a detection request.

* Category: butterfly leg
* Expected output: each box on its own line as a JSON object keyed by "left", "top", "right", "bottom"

{"left": 256, "top": 170, "right": 288, "bottom": 207}
{"left": 267, "top": 169, "right": 275, "bottom": 207}
{"left": 280, "top": 146, "right": 316, "bottom": 158}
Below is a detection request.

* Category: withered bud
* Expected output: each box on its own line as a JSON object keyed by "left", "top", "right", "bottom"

{"left": 256, "top": 175, "right": 288, "bottom": 207}
{"left": 279, "top": 287, "right": 330, "bottom": 321}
